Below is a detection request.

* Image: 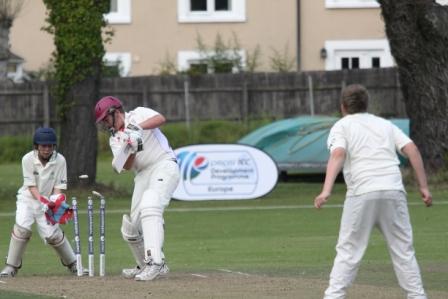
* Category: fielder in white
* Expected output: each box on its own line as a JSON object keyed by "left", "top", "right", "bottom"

{"left": 0, "top": 128, "right": 79, "bottom": 277}
{"left": 314, "top": 84, "right": 432, "bottom": 299}
{"left": 95, "top": 96, "right": 180, "bottom": 281}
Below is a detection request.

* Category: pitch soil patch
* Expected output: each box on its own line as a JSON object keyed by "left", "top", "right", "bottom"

{"left": 0, "top": 271, "right": 447, "bottom": 299}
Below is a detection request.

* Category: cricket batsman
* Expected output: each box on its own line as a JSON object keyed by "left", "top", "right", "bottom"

{"left": 94, "top": 96, "right": 179, "bottom": 281}
{"left": 0, "top": 127, "right": 79, "bottom": 277}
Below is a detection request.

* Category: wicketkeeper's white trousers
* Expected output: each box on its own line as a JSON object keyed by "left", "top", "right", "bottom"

{"left": 324, "top": 190, "right": 427, "bottom": 299}
{"left": 16, "top": 195, "right": 61, "bottom": 239}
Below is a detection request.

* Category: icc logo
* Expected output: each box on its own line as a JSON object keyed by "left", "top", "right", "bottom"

{"left": 177, "top": 151, "right": 209, "bottom": 181}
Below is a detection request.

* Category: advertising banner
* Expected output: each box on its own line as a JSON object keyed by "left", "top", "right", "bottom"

{"left": 173, "top": 144, "right": 278, "bottom": 201}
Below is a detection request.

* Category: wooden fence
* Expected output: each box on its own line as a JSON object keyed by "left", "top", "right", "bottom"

{"left": 0, "top": 67, "right": 405, "bottom": 136}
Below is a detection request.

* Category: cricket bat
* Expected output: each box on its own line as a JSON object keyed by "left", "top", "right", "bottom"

{"left": 112, "top": 141, "right": 132, "bottom": 174}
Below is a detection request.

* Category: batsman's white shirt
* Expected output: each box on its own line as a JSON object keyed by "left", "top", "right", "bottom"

{"left": 327, "top": 113, "right": 412, "bottom": 196}
{"left": 109, "top": 107, "right": 176, "bottom": 172}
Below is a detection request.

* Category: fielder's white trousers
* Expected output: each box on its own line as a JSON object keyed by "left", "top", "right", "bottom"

{"left": 324, "top": 190, "right": 427, "bottom": 299}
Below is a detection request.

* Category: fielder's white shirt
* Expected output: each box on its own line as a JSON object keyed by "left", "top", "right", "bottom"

{"left": 18, "top": 151, "right": 67, "bottom": 199}
{"left": 327, "top": 113, "right": 412, "bottom": 196}
{"left": 110, "top": 107, "right": 176, "bottom": 173}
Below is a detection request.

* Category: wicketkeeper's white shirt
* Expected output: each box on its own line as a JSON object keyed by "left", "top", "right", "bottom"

{"left": 18, "top": 151, "right": 67, "bottom": 199}
{"left": 328, "top": 113, "right": 412, "bottom": 196}
{"left": 110, "top": 107, "right": 176, "bottom": 172}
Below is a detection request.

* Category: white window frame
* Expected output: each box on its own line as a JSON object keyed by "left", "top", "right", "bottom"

{"left": 104, "top": 0, "right": 131, "bottom": 24}
{"left": 177, "top": 0, "right": 246, "bottom": 23}
{"left": 104, "top": 52, "right": 132, "bottom": 76}
{"left": 177, "top": 50, "right": 246, "bottom": 73}
{"left": 324, "top": 39, "right": 394, "bottom": 71}
{"left": 325, "top": 0, "right": 380, "bottom": 9}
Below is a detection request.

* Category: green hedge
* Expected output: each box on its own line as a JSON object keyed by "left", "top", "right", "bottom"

{"left": 1, "top": 119, "right": 273, "bottom": 163}
{"left": 0, "top": 135, "right": 33, "bottom": 163}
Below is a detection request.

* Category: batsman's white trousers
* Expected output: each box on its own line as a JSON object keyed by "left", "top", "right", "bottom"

{"left": 324, "top": 190, "right": 427, "bottom": 299}
{"left": 15, "top": 196, "right": 61, "bottom": 239}
{"left": 130, "top": 159, "right": 180, "bottom": 227}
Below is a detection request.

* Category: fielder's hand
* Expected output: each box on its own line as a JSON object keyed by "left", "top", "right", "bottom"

{"left": 420, "top": 187, "right": 432, "bottom": 207}
{"left": 314, "top": 191, "right": 330, "bottom": 209}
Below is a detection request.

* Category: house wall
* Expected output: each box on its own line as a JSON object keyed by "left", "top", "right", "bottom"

{"left": 300, "top": 0, "right": 385, "bottom": 71}
{"left": 10, "top": 0, "right": 298, "bottom": 75}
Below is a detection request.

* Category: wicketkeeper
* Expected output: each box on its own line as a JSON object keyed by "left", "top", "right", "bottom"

{"left": 94, "top": 96, "right": 179, "bottom": 281}
{"left": 0, "top": 127, "right": 80, "bottom": 277}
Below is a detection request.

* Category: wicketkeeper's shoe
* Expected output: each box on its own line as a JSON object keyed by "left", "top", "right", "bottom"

{"left": 0, "top": 265, "right": 18, "bottom": 278}
{"left": 67, "top": 261, "right": 89, "bottom": 276}
{"left": 134, "top": 259, "right": 168, "bottom": 281}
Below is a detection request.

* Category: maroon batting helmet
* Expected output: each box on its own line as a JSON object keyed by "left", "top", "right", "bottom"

{"left": 94, "top": 96, "right": 123, "bottom": 123}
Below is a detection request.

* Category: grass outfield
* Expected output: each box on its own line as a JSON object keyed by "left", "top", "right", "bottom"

{"left": 0, "top": 161, "right": 447, "bottom": 297}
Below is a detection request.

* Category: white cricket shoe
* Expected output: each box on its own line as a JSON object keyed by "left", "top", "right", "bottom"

{"left": 124, "top": 261, "right": 169, "bottom": 279}
{"left": 134, "top": 260, "right": 169, "bottom": 281}
{"left": 122, "top": 265, "right": 142, "bottom": 279}
{"left": 0, "top": 265, "right": 18, "bottom": 278}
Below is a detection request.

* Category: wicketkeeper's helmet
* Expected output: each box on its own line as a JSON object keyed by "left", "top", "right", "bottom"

{"left": 95, "top": 96, "right": 123, "bottom": 123}
{"left": 33, "top": 127, "right": 57, "bottom": 145}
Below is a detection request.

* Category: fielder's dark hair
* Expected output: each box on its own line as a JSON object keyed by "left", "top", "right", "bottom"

{"left": 340, "top": 84, "right": 369, "bottom": 114}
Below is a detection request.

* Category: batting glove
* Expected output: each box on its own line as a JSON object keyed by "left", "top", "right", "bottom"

{"left": 124, "top": 123, "right": 143, "bottom": 136}
{"left": 126, "top": 131, "right": 143, "bottom": 153}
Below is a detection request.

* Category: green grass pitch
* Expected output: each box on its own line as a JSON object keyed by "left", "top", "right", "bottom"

{"left": 0, "top": 160, "right": 447, "bottom": 298}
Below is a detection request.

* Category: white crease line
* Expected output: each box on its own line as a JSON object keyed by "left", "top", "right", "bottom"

{"left": 191, "top": 274, "right": 207, "bottom": 278}
{"left": 0, "top": 280, "right": 6, "bottom": 284}
{"left": 217, "top": 269, "right": 251, "bottom": 276}
{"left": 0, "top": 201, "right": 446, "bottom": 217}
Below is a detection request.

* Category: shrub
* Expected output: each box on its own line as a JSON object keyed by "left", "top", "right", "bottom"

{"left": 0, "top": 135, "right": 32, "bottom": 163}
{"left": 1, "top": 119, "right": 275, "bottom": 163}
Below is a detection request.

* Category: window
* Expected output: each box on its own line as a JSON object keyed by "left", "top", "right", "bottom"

{"left": 103, "top": 52, "right": 132, "bottom": 76}
{"left": 436, "top": 0, "right": 448, "bottom": 5}
{"left": 324, "top": 39, "right": 394, "bottom": 71}
{"left": 325, "top": 0, "right": 380, "bottom": 9}
{"left": 191, "top": 0, "right": 207, "bottom": 11}
{"left": 177, "top": 50, "right": 246, "bottom": 73}
{"left": 7, "top": 62, "right": 17, "bottom": 73}
{"left": 372, "top": 57, "right": 380, "bottom": 68}
{"left": 215, "top": 0, "right": 231, "bottom": 11}
{"left": 177, "top": 0, "right": 246, "bottom": 23}
{"left": 104, "top": 0, "right": 131, "bottom": 24}
{"left": 341, "top": 57, "right": 360, "bottom": 69}
{"left": 110, "top": 0, "right": 118, "bottom": 12}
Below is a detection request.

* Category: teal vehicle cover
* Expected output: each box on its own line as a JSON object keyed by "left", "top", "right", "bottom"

{"left": 238, "top": 116, "right": 410, "bottom": 174}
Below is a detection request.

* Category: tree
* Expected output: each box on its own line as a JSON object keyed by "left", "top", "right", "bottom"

{"left": 0, "top": 0, "right": 23, "bottom": 80}
{"left": 378, "top": 0, "right": 448, "bottom": 172}
{"left": 43, "top": 0, "right": 112, "bottom": 186}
